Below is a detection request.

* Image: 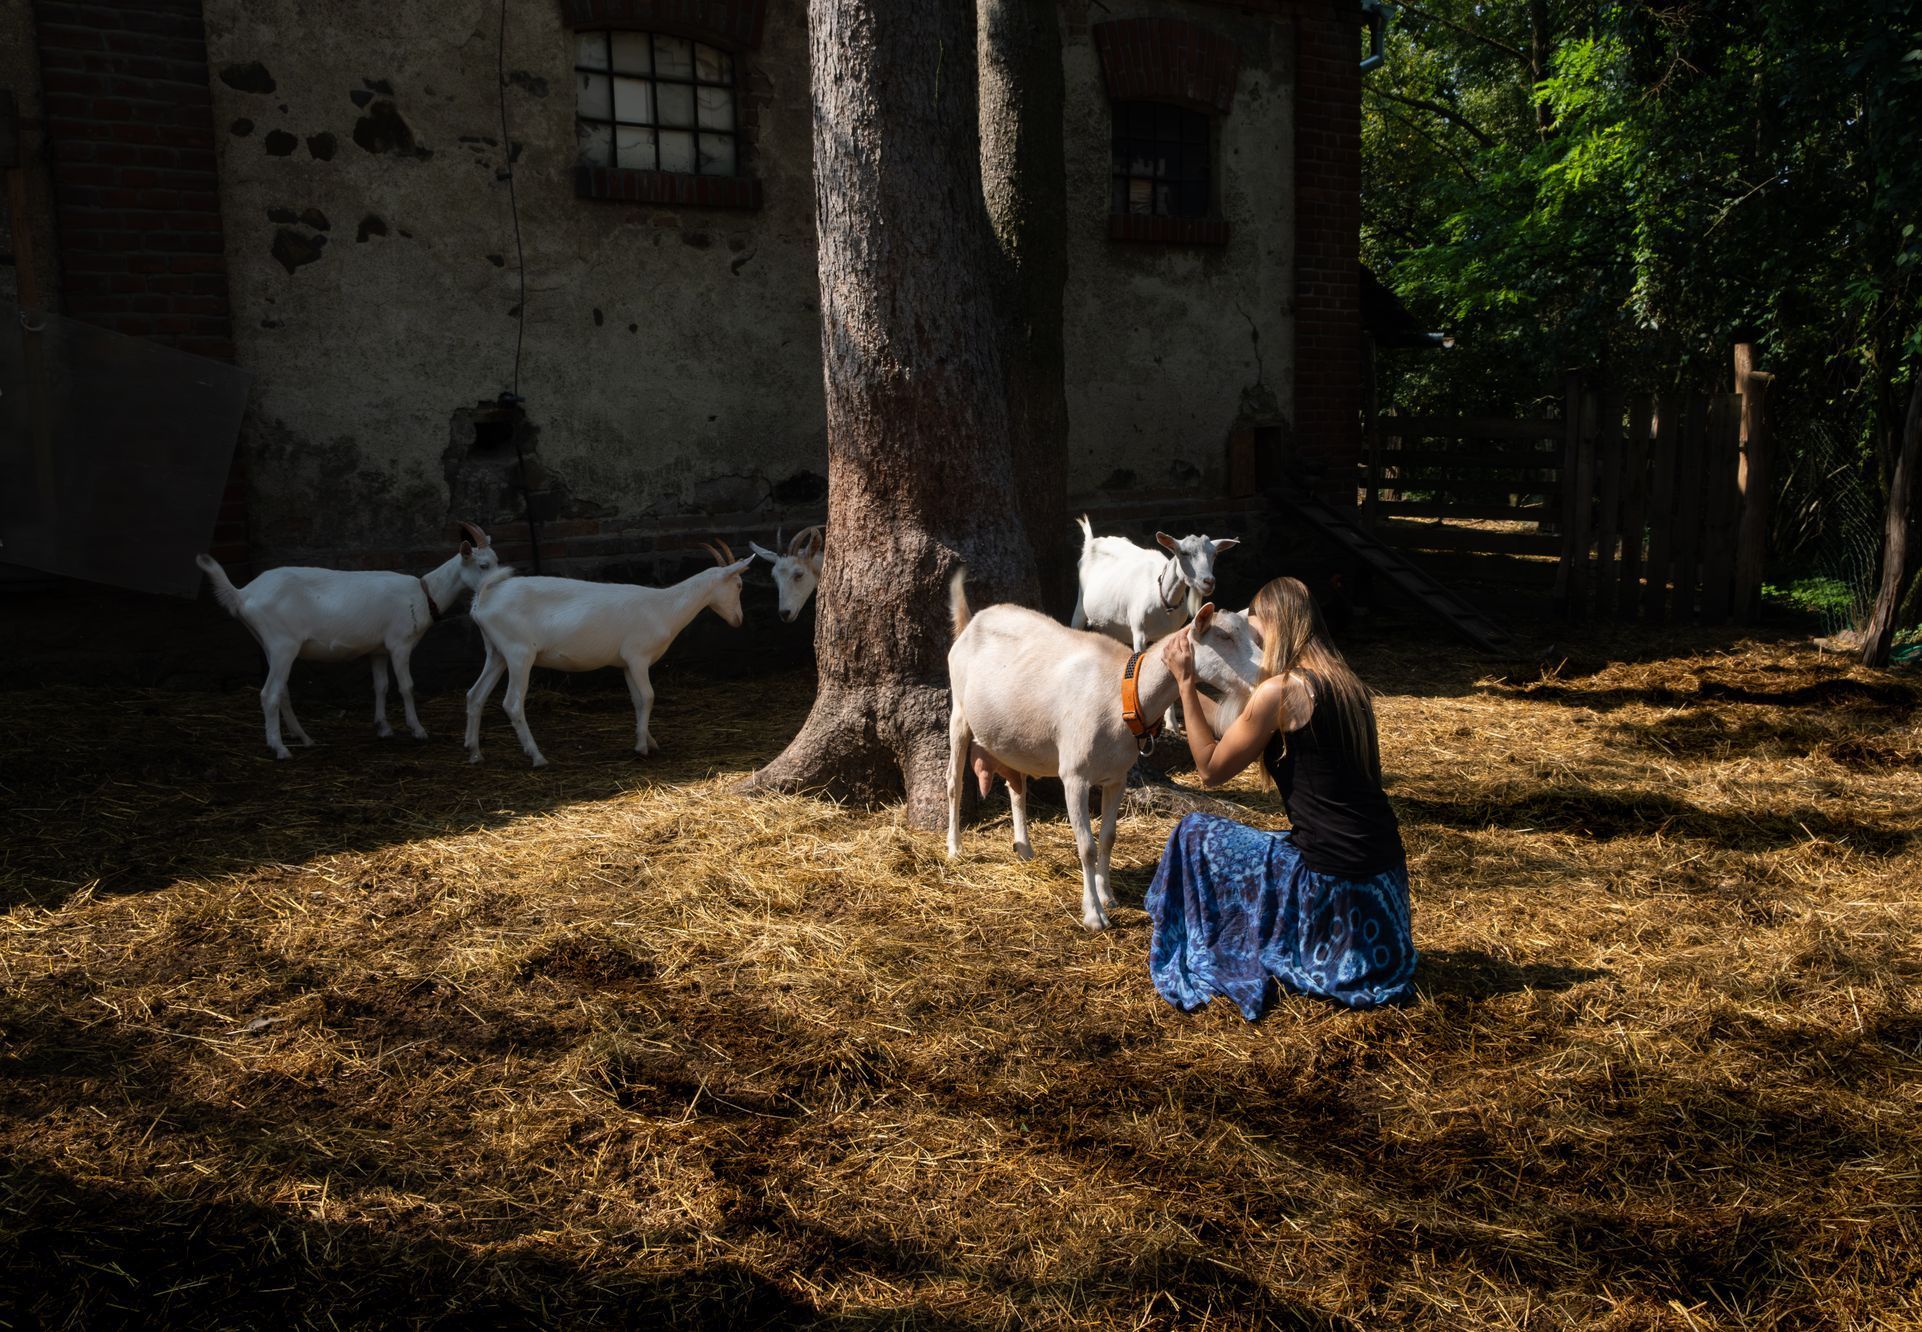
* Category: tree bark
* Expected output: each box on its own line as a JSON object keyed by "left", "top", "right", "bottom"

{"left": 742, "top": 0, "right": 1039, "bottom": 826}
{"left": 978, "top": 0, "right": 1070, "bottom": 616}
{"left": 1860, "top": 373, "right": 1922, "bottom": 668}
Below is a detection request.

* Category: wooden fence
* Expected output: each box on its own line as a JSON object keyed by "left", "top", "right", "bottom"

{"left": 1361, "top": 356, "right": 1774, "bottom": 624}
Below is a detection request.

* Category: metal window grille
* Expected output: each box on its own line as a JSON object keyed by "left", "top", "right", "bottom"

{"left": 574, "top": 31, "right": 739, "bottom": 176}
{"left": 1111, "top": 101, "right": 1211, "bottom": 218}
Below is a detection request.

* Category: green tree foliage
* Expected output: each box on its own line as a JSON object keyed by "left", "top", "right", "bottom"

{"left": 1363, "top": 1, "right": 1922, "bottom": 438}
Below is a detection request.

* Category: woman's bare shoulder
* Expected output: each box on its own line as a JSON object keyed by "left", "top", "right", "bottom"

{"left": 1271, "top": 670, "right": 1316, "bottom": 733}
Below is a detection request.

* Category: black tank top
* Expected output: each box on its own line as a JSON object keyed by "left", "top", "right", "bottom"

{"left": 1261, "top": 671, "right": 1405, "bottom": 879}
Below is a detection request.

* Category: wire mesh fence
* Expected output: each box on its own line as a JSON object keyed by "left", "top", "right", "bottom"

{"left": 1766, "top": 402, "right": 1886, "bottom": 636}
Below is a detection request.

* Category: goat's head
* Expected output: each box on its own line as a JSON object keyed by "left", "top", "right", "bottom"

{"left": 698, "top": 538, "right": 757, "bottom": 628}
{"left": 1154, "top": 531, "right": 1240, "bottom": 602}
{"left": 1185, "top": 603, "right": 1263, "bottom": 731}
{"left": 748, "top": 525, "right": 824, "bottom": 623}
{"left": 457, "top": 522, "right": 501, "bottom": 587}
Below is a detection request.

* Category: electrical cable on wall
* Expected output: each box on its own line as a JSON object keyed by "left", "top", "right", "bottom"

{"left": 496, "top": 0, "right": 541, "bottom": 571}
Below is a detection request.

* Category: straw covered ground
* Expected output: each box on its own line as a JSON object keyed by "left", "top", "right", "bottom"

{"left": 2, "top": 629, "right": 1919, "bottom": 1329}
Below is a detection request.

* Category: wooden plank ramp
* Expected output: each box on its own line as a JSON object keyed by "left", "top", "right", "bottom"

{"left": 1272, "top": 489, "right": 1517, "bottom": 654}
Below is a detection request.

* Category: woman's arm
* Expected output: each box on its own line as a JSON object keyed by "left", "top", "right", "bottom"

{"left": 1164, "top": 636, "right": 1316, "bottom": 787}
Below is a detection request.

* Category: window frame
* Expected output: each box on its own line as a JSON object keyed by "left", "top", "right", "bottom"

{"left": 573, "top": 30, "right": 743, "bottom": 180}
{"left": 1109, "top": 99, "right": 1216, "bottom": 223}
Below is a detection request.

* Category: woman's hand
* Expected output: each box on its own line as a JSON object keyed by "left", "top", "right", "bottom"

{"left": 1160, "top": 630, "right": 1197, "bottom": 686}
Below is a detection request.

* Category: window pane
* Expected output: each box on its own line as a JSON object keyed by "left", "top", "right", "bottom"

{"left": 1178, "top": 181, "right": 1207, "bottom": 217}
{"left": 659, "top": 129, "right": 695, "bottom": 173}
{"left": 655, "top": 81, "right": 693, "bottom": 127}
{"left": 1113, "top": 176, "right": 1128, "bottom": 213}
{"left": 576, "top": 32, "right": 609, "bottom": 71}
{"left": 654, "top": 35, "right": 693, "bottom": 79}
{"left": 1184, "top": 112, "right": 1208, "bottom": 144}
{"left": 697, "top": 132, "right": 735, "bottom": 175}
{"left": 576, "top": 71, "right": 612, "bottom": 121}
{"left": 610, "top": 31, "right": 650, "bottom": 74}
{"left": 696, "top": 85, "right": 734, "bottom": 130}
{"left": 1127, "top": 177, "right": 1153, "bottom": 215}
{"left": 613, "top": 75, "right": 652, "bottom": 123}
{"left": 616, "top": 124, "right": 656, "bottom": 170}
{"left": 1160, "top": 105, "right": 1183, "bottom": 140}
{"left": 1120, "top": 102, "right": 1150, "bottom": 138}
{"left": 695, "top": 43, "right": 732, "bottom": 84}
{"left": 1154, "top": 181, "right": 1172, "bottom": 214}
{"left": 576, "top": 121, "right": 613, "bottom": 168}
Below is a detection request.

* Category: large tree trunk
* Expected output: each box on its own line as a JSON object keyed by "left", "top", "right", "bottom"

{"left": 742, "top": 0, "right": 1038, "bottom": 826}
{"left": 1860, "top": 373, "right": 1922, "bottom": 667}
{"left": 978, "top": 0, "right": 1071, "bottom": 616}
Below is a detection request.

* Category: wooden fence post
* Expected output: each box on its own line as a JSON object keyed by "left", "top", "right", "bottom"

{"left": 1593, "top": 386, "right": 1625, "bottom": 616}
{"left": 1699, "top": 394, "right": 1742, "bottom": 622}
{"left": 1670, "top": 392, "right": 1709, "bottom": 622}
{"left": 1557, "top": 372, "right": 1594, "bottom": 617}
{"left": 1362, "top": 335, "right": 1382, "bottom": 528}
{"left": 1619, "top": 396, "right": 1652, "bottom": 616}
{"left": 1643, "top": 389, "right": 1681, "bottom": 623}
{"left": 1733, "top": 347, "right": 1775, "bottom": 622}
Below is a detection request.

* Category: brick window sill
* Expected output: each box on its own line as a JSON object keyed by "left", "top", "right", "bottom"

{"left": 576, "top": 166, "right": 762, "bottom": 209}
{"left": 1108, "top": 214, "right": 1230, "bottom": 246}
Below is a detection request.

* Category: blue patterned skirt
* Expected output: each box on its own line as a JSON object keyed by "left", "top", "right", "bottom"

{"left": 1146, "top": 812, "right": 1417, "bottom": 1016}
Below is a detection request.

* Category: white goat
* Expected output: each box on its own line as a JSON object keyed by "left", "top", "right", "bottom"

{"left": 464, "top": 540, "right": 757, "bottom": 767}
{"left": 197, "top": 523, "right": 499, "bottom": 759}
{"left": 1070, "top": 516, "right": 1240, "bottom": 650}
{"left": 748, "top": 525, "right": 824, "bottom": 623}
{"left": 947, "top": 571, "right": 1263, "bottom": 931}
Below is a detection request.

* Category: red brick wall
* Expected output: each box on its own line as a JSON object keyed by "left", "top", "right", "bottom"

{"left": 31, "top": 0, "right": 247, "bottom": 566}
{"left": 1092, "top": 17, "right": 1242, "bottom": 115}
{"left": 1290, "top": 0, "right": 1362, "bottom": 501}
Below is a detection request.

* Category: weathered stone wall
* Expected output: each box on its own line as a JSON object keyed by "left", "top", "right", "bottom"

{"left": 195, "top": 0, "right": 1300, "bottom": 574}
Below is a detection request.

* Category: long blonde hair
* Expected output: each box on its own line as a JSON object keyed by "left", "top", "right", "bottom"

{"left": 1251, "top": 576, "right": 1381, "bottom": 781}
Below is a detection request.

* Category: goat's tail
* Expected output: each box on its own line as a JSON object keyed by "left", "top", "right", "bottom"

{"left": 948, "top": 565, "right": 972, "bottom": 640}
{"left": 1076, "top": 513, "right": 1095, "bottom": 555}
{"left": 195, "top": 554, "right": 243, "bottom": 618}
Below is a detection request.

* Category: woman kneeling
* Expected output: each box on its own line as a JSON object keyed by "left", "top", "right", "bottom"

{"left": 1150, "top": 576, "right": 1416, "bottom": 1015}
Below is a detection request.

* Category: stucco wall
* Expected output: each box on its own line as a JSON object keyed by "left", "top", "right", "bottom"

{"left": 199, "top": 0, "right": 1296, "bottom": 570}
{"left": 201, "top": 0, "right": 826, "bottom": 567}
{"left": 1060, "top": 1, "right": 1294, "bottom": 503}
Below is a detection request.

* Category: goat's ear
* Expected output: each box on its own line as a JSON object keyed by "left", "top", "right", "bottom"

{"left": 460, "top": 541, "right": 474, "bottom": 560}
{"left": 727, "top": 555, "right": 755, "bottom": 574}
{"left": 1189, "top": 602, "right": 1217, "bottom": 636}
{"left": 1155, "top": 531, "right": 1180, "bottom": 553}
{"left": 1212, "top": 537, "right": 1239, "bottom": 552}
{"left": 749, "top": 542, "right": 778, "bottom": 563}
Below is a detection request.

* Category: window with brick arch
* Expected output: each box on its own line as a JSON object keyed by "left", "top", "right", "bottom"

{"left": 574, "top": 31, "right": 739, "bottom": 176}
{"left": 1111, "top": 101, "right": 1211, "bottom": 219}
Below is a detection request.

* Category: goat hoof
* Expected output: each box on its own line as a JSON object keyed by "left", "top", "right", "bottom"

{"left": 273, "top": 749, "right": 293, "bottom": 761}
{"left": 1081, "top": 911, "right": 1110, "bottom": 932}
{"left": 411, "top": 728, "right": 429, "bottom": 741}
{"left": 1014, "top": 842, "right": 1034, "bottom": 862}
{"left": 376, "top": 723, "right": 393, "bottom": 738}
{"left": 529, "top": 757, "right": 548, "bottom": 769}
{"left": 466, "top": 750, "right": 482, "bottom": 765}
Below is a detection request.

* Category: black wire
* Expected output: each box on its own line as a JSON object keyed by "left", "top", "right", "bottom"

{"left": 497, "top": 0, "right": 541, "bottom": 570}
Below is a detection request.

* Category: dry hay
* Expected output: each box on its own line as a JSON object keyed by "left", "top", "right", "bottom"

{"left": 2, "top": 630, "right": 1920, "bottom": 1330}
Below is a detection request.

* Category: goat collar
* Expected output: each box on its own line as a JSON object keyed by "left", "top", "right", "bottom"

{"left": 1121, "top": 649, "right": 1164, "bottom": 754}
{"left": 1157, "top": 558, "right": 1187, "bottom": 612}
{"left": 420, "top": 576, "right": 444, "bottom": 623}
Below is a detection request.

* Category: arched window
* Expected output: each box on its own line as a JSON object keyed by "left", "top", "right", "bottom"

{"left": 574, "top": 31, "right": 738, "bottom": 177}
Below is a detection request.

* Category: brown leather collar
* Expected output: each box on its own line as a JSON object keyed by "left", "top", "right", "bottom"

{"left": 1121, "top": 649, "right": 1163, "bottom": 753}
{"left": 421, "top": 576, "right": 443, "bottom": 622}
